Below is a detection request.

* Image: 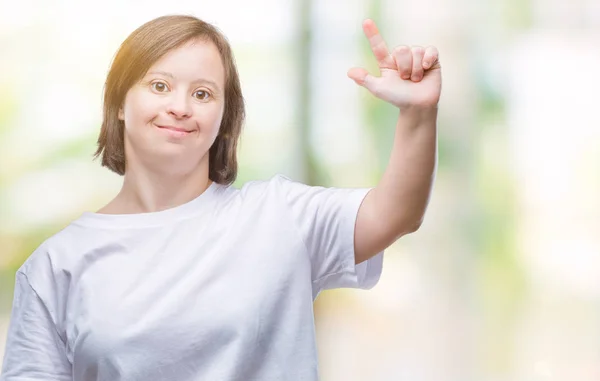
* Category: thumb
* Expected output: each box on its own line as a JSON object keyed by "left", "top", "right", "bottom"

{"left": 347, "top": 67, "right": 379, "bottom": 93}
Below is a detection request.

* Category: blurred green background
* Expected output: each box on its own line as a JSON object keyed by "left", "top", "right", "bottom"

{"left": 1, "top": 0, "right": 599, "bottom": 380}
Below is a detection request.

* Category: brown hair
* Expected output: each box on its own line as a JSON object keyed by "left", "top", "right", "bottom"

{"left": 94, "top": 15, "right": 245, "bottom": 185}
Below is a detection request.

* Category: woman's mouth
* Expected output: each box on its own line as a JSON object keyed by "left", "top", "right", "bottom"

{"left": 155, "top": 124, "right": 194, "bottom": 138}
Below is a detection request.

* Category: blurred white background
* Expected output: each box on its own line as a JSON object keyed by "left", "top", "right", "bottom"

{"left": 1, "top": 0, "right": 599, "bottom": 380}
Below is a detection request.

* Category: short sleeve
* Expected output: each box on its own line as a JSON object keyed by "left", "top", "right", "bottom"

{"left": 275, "top": 175, "right": 384, "bottom": 298}
{"left": 0, "top": 271, "right": 72, "bottom": 381}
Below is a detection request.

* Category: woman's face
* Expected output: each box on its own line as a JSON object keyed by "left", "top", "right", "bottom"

{"left": 119, "top": 38, "right": 226, "bottom": 174}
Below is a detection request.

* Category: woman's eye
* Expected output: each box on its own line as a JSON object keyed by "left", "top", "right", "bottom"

{"left": 151, "top": 82, "right": 168, "bottom": 92}
{"left": 194, "top": 90, "right": 210, "bottom": 100}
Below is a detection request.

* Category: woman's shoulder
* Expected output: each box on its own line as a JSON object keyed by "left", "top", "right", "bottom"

{"left": 236, "top": 173, "right": 307, "bottom": 196}
{"left": 217, "top": 174, "right": 305, "bottom": 212}
{"left": 17, "top": 222, "right": 88, "bottom": 279}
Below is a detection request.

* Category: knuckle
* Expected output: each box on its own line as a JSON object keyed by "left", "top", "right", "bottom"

{"left": 394, "top": 45, "right": 411, "bottom": 54}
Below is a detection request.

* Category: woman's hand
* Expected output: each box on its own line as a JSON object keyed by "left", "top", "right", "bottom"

{"left": 347, "top": 19, "right": 442, "bottom": 110}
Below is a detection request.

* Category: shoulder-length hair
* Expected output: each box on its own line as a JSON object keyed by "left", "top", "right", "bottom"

{"left": 94, "top": 15, "right": 245, "bottom": 185}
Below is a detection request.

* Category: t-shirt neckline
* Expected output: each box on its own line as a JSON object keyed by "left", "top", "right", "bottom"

{"left": 74, "top": 181, "right": 223, "bottom": 229}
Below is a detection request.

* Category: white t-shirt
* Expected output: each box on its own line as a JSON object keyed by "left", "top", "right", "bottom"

{"left": 1, "top": 174, "right": 383, "bottom": 381}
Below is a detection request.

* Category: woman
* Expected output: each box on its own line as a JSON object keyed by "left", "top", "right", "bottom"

{"left": 1, "top": 14, "right": 441, "bottom": 381}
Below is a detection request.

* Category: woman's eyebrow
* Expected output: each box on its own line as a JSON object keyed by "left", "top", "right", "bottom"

{"left": 146, "top": 71, "right": 220, "bottom": 90}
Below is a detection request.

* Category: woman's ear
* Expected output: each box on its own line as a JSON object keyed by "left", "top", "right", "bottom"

{"left": 118, "top": 108, "right": 124, "bottom": 121}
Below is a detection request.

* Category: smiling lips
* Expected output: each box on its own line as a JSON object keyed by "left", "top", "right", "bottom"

{"left": 156, "top": 125, "right": 193, "bottom": 133}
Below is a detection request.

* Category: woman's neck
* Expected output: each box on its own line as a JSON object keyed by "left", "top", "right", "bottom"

{"left": 97, "top": 160, "right": 212, "bottom": 215}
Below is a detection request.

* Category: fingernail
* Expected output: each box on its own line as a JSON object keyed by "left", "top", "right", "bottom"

{"left": 423, "top": 61, "right": 430, "bottom": 68}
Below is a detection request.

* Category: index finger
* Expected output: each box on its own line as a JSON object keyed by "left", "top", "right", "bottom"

{"left": 363, "top": 19, "right": 395, "bottom": 69}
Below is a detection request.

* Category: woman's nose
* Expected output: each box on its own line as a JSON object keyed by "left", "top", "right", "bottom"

{"left": 166, "top": 93, "right": 192, "bottom": 118}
